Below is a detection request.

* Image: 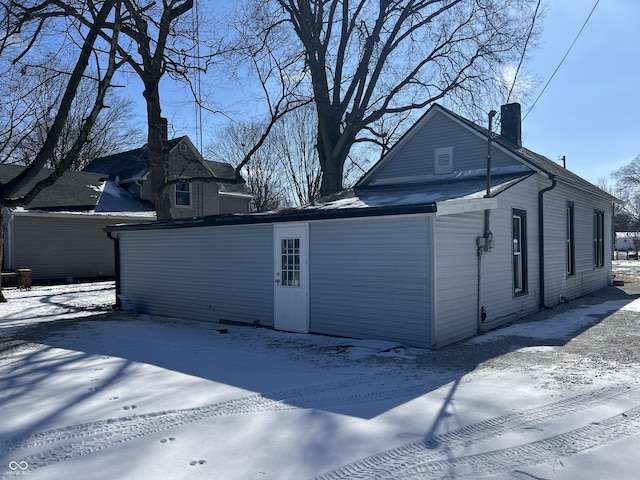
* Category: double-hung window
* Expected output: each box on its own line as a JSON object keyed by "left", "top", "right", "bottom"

{"left": 594, "top": 210, "right": 605, "bottom": 268}
{"left": 513, "top": 209, "right": 527, "bottom": 295}
{"left": 175, "top": 182, "right": 191, "bottom": 207}
{"left": 567, "top": 203, "right": 575, "bottom": 275}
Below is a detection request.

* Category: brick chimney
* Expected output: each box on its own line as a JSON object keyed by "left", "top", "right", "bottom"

{"left": 500, "top": 103, "right": 522, "bottom": 148}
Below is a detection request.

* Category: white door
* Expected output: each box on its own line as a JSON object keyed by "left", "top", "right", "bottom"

{"left": 274, "top": 223, "right": 309, "bottom": 333}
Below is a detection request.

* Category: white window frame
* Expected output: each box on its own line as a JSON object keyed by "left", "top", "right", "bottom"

{"left": 175, "top": 182, "right": 192, "bottom": 207}
{"left": 567, "top": 202, "right": 575, "bottom": 276}
{"left": 513, "top": 209, "right": 527, "bottom": 296}
{"left": 594, "top": 210, "right": 605, "bottom": 268}
{"left": 434, "top": 146, "right": 454, "bottom": 175}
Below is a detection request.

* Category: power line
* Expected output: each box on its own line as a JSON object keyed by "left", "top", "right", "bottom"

{"left": 507, "top": 0, "right": 542, "bottom": 103}
{"left": 522, "top": 0, "right": 600, "bottom": 122}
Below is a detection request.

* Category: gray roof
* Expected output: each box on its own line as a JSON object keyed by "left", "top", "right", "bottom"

{"left": 315, "top": 171, "right": 531, "bottom": 211}
{"left": 0, "top": 164, "right": 154, "bottom": 213}
{"left": 83, "top": 137, "right": 187, "bottom": 182}
{"left": 84, "top": 138, "right": 251, "bottom": 197}
{"left": 205, "top": 161, "right": 253, "bottom": 196}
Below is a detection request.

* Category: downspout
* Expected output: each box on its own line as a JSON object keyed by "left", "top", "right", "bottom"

{"left": 106, "top": 230, "right": 121, "bottom": 311}
{"left": 538, "top": 176, "right": 557, "bottom": 309}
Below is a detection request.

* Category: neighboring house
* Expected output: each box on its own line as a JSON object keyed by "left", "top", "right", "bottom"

{"left": 1, "top": 164, "right": 155, "bottom": 282}
{"left": 615, "top": 232, "right": 640, "bottom": 251}
{"left": 106, "top": 103, "right": 620, "bottom": 348}
{"left": 2, "top": 137, "right": 251, "bottom": 282}
{"left": 83, "top": 136, "right": 253, "bottom": 218}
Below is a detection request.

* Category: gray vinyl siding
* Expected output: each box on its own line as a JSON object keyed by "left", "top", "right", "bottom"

{"left": 478, "top": 177, "right": 540, "bottom": 326}
{"left": 118, "top": 223, "right": 274, "bottom": 325}
{"left": 434, "top": 212, "right": 483, "bottom": 346}
{"left": 219, "top": 195, "right": 251, "bottom": 215}
{"left": 435, "top": 176, "right": 541, "bottom": 346}
{"left": 541, "top": 182, "right": 613, "bottom": 305}
{"left": 369, "top": 113, "right": 521, "bottom": 183}
{"left": 309, "top": 215, "right": 433, "bottom": 348}
{"left": 170, "top": 182, "right": 220, "bottom": 219}
{"left": 10, "top": 215, "right": 133, "bottom": 280}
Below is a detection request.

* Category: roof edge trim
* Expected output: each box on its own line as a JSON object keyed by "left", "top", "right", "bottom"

{"left": 105, "top": 203, "right": 437, "bottom": 233}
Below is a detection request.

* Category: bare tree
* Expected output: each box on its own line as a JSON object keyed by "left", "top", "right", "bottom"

{"left": 104, "top": 0, "right": 196, "bottom": 220}
{"left": 214, "top": 1, "right": 312, "bottom": 182}
{"left": 209, "top": 120, "right": 287, "bottom": 211}
{"left": 0, "top": 0, "right": 122, "bottom": 301}
{"left": 612, "top": 156, "right": 640, "bottom": 232}
{"left": 244, "top": 0, "right": 541, "bottom": 196}
{"left": 5, "top": 70, "right": 142, "bottom": 170}
{"left": 272, "top": 105, "right": 322, "bottom": 206}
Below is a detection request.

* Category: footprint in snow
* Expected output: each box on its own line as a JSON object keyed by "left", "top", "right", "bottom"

{"left": 160, "top": 437, "right": 176, "bottom": 444}
{"left": 90, "top": 378, "right": 101, "bottom": 382}
{"left": 88, "top": 386, "right": 100, "bottom": 392}
{"left": 189, "top": 460, "right": 206, "bottom": 466}
{"left": 108, "top": 396, "right": 119, "bottom": 401}
{"left": 93, "top": 368, "right": 103, "bottom": 371}
{"left": 122, "top": 405, "right": 137, "bottom": 410}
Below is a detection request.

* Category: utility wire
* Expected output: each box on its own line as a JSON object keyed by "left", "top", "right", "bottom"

{"left": 507, "top": 0, "right": 542, "bottom": 103}
{"left": 522, "top": 0, "right": 600, "bottom": 122}
{"left": 192, "top": 0, "right": 204, "bottom": 215}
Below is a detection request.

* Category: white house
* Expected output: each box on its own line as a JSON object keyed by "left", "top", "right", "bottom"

{"left": 105, "top": 103, "right": 619, "bottom": 348}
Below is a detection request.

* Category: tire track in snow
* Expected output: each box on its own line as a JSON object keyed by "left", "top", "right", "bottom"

{"left": 312, "top": 385, "right": 636, "bottom": 480}
{"left": 0, "top": 373, "right": 432, "bottom": 476}
{"left": 391, "top": 404, "right": 640, "bottom": 479}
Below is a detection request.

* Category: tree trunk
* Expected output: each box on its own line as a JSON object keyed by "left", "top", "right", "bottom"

{"left": 319, "top": 153, "right": 346, "bottom": 198}
{"left": 143, "top": 80, "right": 172, "bottom": 221}
{"left": 316, "top": 114, "right": 352, "bottom": 197}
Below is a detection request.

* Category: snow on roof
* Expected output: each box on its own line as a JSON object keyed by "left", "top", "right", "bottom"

{"left": 94, "top": 180, "right": 156, "bottom": 214}
{"left": 312, "top": 171, "right": 531, "bottom": 211}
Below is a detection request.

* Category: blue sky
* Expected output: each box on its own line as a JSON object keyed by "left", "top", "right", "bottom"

{"left": 521, "top": 0, "right": 640, "bottom": 185}
{"left": 147, "top": 0, "right": 639, "bottom": 186}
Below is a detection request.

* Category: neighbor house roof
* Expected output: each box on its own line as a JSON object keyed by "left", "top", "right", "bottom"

{"left": 205, "top": 161, "right": 253, "bottom": 197}
{"left": 84, "top": 137, "right": 252, "bottom": 198}
{"left": 83, "top": 137, "right": 188, "bottom": 182}
{"left": 0, "top": 164, "right": 155, "bottom": 214}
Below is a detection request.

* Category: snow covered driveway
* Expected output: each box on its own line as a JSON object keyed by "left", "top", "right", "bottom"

{"left": 1, "top": 278, "right": 640, "bottom": 479}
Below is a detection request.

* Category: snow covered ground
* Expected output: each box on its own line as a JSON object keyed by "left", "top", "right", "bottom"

{"left": 1, "top": 266, "right": 640, "bottom": 479}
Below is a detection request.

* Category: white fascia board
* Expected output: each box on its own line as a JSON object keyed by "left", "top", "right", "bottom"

{"left": 10, "top": 210, "right": 157, "bottom": 220}
{"left": 219, "top": 191, "right": 254, "bottom": 199}
{"left": 436, "top": 197, "right": 497, "bottom": 216}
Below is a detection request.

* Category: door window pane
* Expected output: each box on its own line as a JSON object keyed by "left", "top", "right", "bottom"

{"left": 281, "top": 238, "right": 301, "bottom": 287}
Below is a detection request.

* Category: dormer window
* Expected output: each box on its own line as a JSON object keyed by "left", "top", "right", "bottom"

{"left": 434, "top": 146, "right": 454, "bottom": 174}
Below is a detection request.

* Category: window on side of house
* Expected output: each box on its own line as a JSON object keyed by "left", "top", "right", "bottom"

{"left": 434, "top": 146, "right": 454, "bottom": 175}
{"left": 513, "top": 209, "right": 527, "bottom": 295}
{"left": 567, "top": 202, "right": 575, "bottom": 276}
{"left": 175, "top": 182, "right": 191, "bottom": 207}
{"left": 594, "top": 210, "right": 605, "bottom": 268}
